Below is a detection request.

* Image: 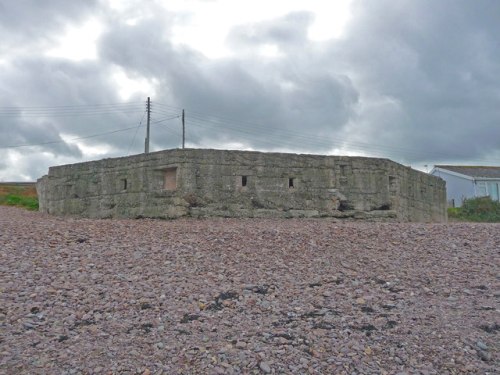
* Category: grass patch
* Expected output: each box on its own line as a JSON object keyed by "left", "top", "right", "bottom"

{"left": 0, "top": 184, "right": 39, "bottom": 210}
{"left": 3, "top": 194, "right": 39, "bottom": 210}
{"left": 448, "top": 196, "right": 500, "bottom": 222}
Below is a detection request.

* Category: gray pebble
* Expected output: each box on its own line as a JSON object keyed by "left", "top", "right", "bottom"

{"left": 476, "top": 340, "right": 488, "bottom": 351}
{"left": 259, "top": 361, "right": 271, "bottom": 373}
{"left": 477, "top": 350, "right": 491, "bottom": 362}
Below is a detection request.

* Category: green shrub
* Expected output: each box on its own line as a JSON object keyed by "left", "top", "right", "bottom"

{"left": 447, "top": 207, "right": 461, "bottom": 218}
{"left": 448, "top": 196, "right": 500, "bottom": 222}
{"left": 1, "top": 194, "right": 39, "bottom": 210}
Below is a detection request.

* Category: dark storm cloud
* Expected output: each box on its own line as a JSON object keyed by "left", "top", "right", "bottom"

{"left": 0, "top": 0, "right": 99, "bottom": 52}
{"left": 2, "top": 118, "right": 81, "bottom": 157}
{"left": 0, "top": 55, "right": 135, "bottom": 157}
{"left": 98, "top": 15, "right": 178, "bottom": 76}
{"left": 335, "top": 0, "right": 500, "bottom": 163}
{"left": 0, "top": 0, "right": 121, "bottom": 171}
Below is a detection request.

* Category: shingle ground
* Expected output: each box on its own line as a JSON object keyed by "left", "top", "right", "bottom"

{"left": 1, "top": 206, "right": 498, "bottom": 374}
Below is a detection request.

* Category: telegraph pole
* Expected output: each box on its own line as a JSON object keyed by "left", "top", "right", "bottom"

{"left": 182, "top": 109, "right": 185, "bottom": 149}
{"left": 145, "top": 97, "right": 151, "bottom": 153}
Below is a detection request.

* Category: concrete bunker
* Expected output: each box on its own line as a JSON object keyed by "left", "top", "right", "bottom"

{"left": 37, "top": 148, "right": 447, "bottom": 222}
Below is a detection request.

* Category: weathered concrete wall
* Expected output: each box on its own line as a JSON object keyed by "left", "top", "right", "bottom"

{"left": 37, "top": 149, "right": 447, "bottom": 222}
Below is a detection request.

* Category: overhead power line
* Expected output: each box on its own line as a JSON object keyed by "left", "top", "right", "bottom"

{"left": 127, "top": 110, "right": 147, "bottom": 155}
{"left": 1, "top": 114, "right": 180, "bottom": 150}
{"left": 0, "top": 101, "right": 145, "bottom": 118}
{"left": 0, "top": 101, "right": 143, "bottom": 110}
{"left": 2, "top": 99, "right": 498, "bottom": 165}
{"left": 154, "top": 101, "right": 500, "bottom": 165}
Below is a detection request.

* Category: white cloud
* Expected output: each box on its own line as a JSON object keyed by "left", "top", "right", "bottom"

{"left": 60, "top": 134, "right": 114, "bottom": 158}
{"left": 111, "top": 67, "right": 158, "bottom": 100}
{"left": 259, "top": 44, "right": 282, "bottom": 58}
{"left": 168, "top": 0, "right": 352, "bottom": 58}
{"left": 45, "top": 18, "right": 103, "bottom": 61}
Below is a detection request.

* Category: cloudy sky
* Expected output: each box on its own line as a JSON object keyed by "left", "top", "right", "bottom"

{"left": 1, "top": 0, "right": 499, "bottom": 181}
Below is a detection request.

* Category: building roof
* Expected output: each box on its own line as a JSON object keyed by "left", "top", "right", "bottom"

{"left": 434, "top": 165, "right": 500, "bottom": 179}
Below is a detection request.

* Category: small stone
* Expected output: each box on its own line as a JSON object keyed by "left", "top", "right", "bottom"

{"left": 478, "top": 305, "right": 494, "bottom": 311}
{"left": 476, "top": 341, "right": 488, "bottom": 351}
{"left": 58, "top": 335, "right": 69, "bottom": 342}
{"left": 235, "top": 341, "right": 247, "bottom": 349}
{"left": 364, "top": 346, "right": 372, "bottom": 355}
{"left": 477, "top": 350, "right": 491, "bottom": 362}
{"left": 260, "top": 301, "right": 271, "bottom": 309}
{"left": 259, "top": 361, "right": 271, "bottom": 373}
{"left": 156, "top": 342, "right": 165, "bottom": 349}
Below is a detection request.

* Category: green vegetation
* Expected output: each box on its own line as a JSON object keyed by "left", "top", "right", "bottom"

{"left": 1, "top": 194, "right": 39, "bottom": 210}
{"left": 0, "top": 184, "right": 39, "bottom": 211}
{"left": 448, "top": 196, "right": 500, "bottom": 222}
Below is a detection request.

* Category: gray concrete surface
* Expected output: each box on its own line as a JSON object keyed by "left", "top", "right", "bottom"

{"left": 37, "top": 149, "right": 446, "bottom": 222}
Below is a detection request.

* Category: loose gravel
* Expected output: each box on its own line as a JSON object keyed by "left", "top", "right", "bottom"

{"left": 1, "top": 206, "right": 499, "bottom": 374}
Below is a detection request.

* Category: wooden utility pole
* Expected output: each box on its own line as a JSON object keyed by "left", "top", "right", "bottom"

{"left": 145, "top": 97, "right": 151, "bottom": 153}
{"left": 182, "top": 109, "right": 185, "bottom": 149}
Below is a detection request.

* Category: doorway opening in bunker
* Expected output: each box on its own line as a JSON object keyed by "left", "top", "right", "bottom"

{"left": 163, "top": 167, "right": 177, "bottom": 190}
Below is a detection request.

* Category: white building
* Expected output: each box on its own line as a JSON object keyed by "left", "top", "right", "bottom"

{"left": 430, "top": 165, "right": 500, "bottom": 207}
